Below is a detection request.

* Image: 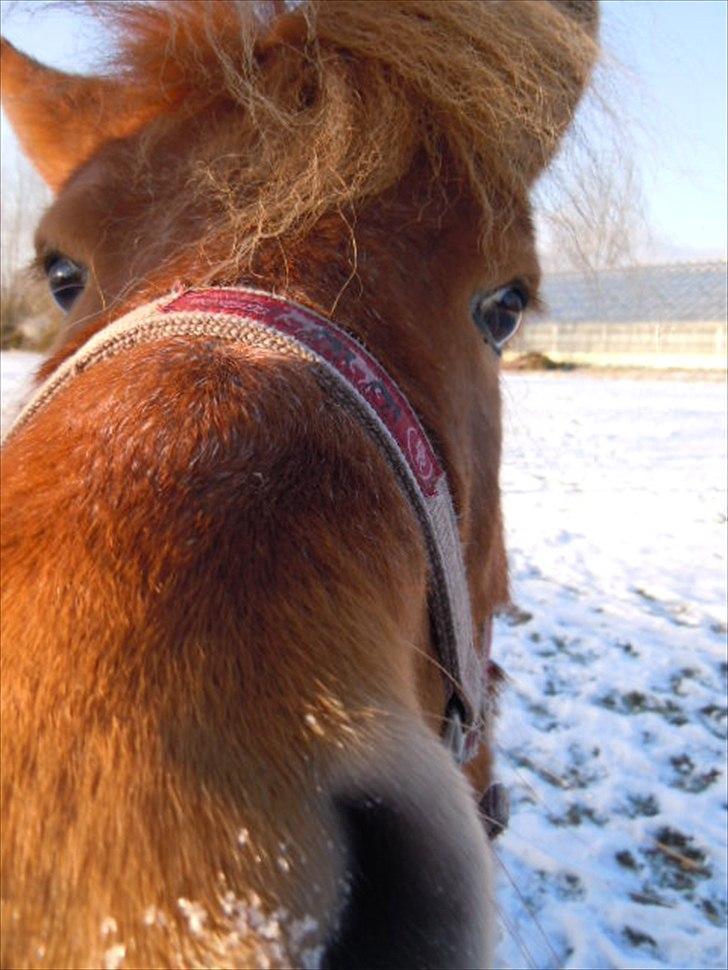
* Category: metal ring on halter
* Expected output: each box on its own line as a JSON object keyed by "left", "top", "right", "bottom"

{"left": 442, "top": 697, "right": 468, "bottom": 764}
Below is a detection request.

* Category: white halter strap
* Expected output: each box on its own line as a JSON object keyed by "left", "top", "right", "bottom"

{"left": 4, "top": 287, "right": 487, "bottom": 763}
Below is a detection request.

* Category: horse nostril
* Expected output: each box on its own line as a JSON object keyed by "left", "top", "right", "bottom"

{"left": 322, "top": 795, "right": 488, "bottom": 970}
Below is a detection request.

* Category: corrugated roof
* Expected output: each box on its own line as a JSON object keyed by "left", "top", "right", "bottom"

{"left": 539, "top": 261, "right": 727, "bottom": 324}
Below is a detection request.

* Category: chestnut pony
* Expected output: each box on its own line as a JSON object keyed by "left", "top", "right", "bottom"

{"left": 1, "top": 2, "right": 597, "bottom": 967}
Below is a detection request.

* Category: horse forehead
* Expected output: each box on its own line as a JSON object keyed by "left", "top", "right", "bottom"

{"left": 37, "top": 154, "right": 127, "bottom": 255}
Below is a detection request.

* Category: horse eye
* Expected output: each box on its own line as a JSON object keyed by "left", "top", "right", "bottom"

{"left": 472, "top": 284, "right": 528, "bottom": 354}
{"left": 45, "top": 255, "right": 87, "bottom": 312}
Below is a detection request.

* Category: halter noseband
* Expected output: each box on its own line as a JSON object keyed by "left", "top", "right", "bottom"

{"left": 4, "top": 287, "right": 490, "bottom": 766}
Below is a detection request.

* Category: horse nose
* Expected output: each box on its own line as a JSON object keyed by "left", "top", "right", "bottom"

{"left": 322, "top": 782, "right": 491, "bottom": 969}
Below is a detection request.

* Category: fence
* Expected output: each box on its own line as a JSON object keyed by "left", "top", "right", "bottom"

{"left": 506, "top": 320, "right": 727, "bottom": 370}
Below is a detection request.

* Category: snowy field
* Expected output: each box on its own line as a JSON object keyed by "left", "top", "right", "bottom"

{"left": 2, "top": 353, "right": 726, "bottom": 969}
{"left": 0, "top": 351, "right": 44, "bottom": 438}
{"left": 493, "top": 374, "right": 727, "bottom": 970}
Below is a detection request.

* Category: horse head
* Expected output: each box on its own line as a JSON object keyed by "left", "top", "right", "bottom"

{"left": 1, "top": 3, "right": 598, "bottom": 966}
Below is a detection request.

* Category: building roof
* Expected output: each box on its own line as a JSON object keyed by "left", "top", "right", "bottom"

{"left": 538, "top": 261, "right": 727, "bottom": 324}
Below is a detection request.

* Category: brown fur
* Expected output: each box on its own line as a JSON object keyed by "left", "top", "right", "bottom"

{"left": 1, "top": 2, "right": 598, "bottom": 966}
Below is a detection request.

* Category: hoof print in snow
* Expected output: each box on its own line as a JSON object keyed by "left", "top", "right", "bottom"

{"left": 615, "top": 850, "right": 642, "bottom": 871}
{"left": 698, "top": 703, "right": 728, "bottom": 740}
{"left": 549, "top": 802, "right": 607, "bottom": 828}
{"left": 621, "top": 792, "right": 660, "bottom": 818}
{"left": 643, "top": 827, "right": 712, "bottom": 894}
{"left": 669, "top": 754, "right": 721, "bottom": 793}
{"left": 623, "top": 925, "right": 658, "bottom": 953}
{"left": 597, "top": 689, "right": 688, "bottom": 726}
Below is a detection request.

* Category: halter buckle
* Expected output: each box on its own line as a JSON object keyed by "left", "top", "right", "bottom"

{"left": 442, "top": 697, "right": 469, "bottom": 764}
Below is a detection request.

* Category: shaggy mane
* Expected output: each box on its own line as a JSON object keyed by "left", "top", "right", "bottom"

{"left": 72, "top": 0, "right": 596, "bottom": 270}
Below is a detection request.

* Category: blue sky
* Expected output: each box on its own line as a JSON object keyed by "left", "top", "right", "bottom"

{"left": 598, "top": 0, "right": 727, "bottom": 260}
{"left": 1, "top": 0, "right": 726, "bottom": 263}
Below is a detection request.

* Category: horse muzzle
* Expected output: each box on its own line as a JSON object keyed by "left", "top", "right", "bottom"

{"left": 321, "top": 727, "right": 493, "bottom": 970}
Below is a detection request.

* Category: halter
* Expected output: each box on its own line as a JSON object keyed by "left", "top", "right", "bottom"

{"left": 4, "top": 287, "right": 489, "bottom": 766}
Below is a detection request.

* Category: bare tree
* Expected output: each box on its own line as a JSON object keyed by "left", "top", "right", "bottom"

{"left": 536, "top": 143, "right": 650, "bottom": 275}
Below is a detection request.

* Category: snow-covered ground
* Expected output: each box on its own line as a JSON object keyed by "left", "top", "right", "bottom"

{"left": 2, "top": 353, "right": 726, "bottom": 969}
{"left": 493, "top": 374, "right": 727, "bottom": 970}
{"left": 0, "top": 350, "right": 42, "bottom": 437}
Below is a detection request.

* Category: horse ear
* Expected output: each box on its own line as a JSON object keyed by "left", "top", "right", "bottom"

{"left": 1, "top": 38, "right": 158, "bottom": 192}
